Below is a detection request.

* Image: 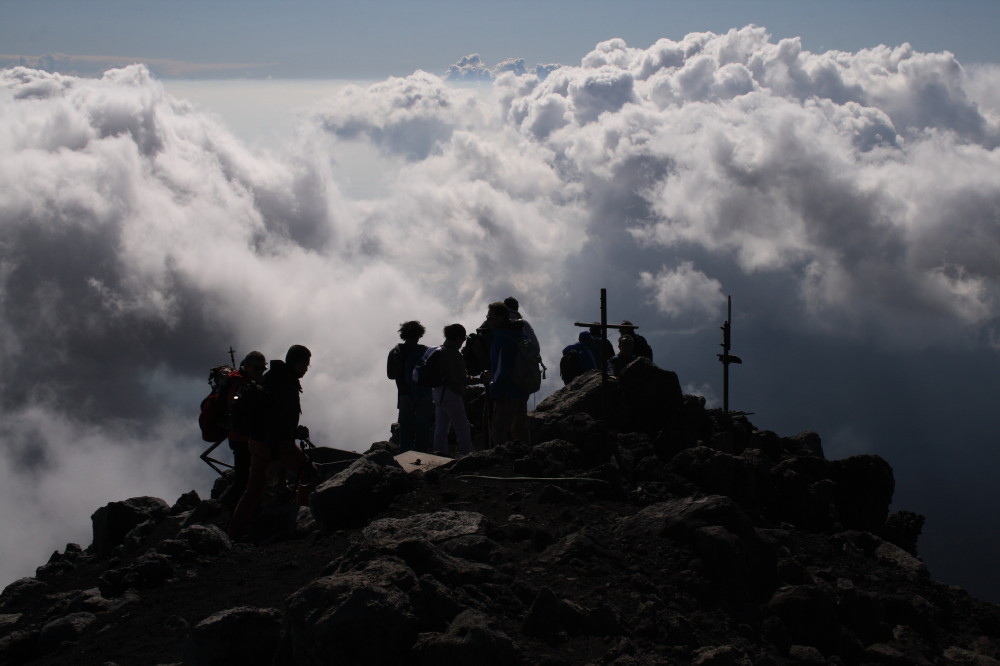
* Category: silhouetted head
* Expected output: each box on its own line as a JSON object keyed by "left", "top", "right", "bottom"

{"left": 240, "top": 351, "right": 267, "bottom": 381}
{"left": 398, "top": 320, "right": 425, "bottom": 342}
{"left": 579, "top": 331, "right": 593, "bottom": 342}
{"left": 503, "top": 296, "right": 519, "bottom": 313}
{"left": 486, "top": 302, "right": 510, "bottom": 329}
{"left": 618, "top": 335, "right": 635, "bottom": 355}
{"left": 619, "top": 320, "right": 638, "bottom": 331}
{"left": 589, "top": 325, "right": 603, "bottom": 338}
{"left": 285, "top": 344, "right": 312, "bottom": 378}
{"left": 444, "top": 323, "right": 467, "bottom": 342}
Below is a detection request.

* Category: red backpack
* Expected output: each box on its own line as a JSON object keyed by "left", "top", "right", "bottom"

{"left": 198, "top": 365, "right": 234, "bottom": 442}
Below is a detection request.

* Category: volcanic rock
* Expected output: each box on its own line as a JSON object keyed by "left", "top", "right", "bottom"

{"left": 3, "top": 363, "right": 1000, "bottom": 665}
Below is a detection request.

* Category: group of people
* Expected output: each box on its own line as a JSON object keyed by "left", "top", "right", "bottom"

{"left": 215, "top": 303, "right": 652, "bottom": 538}
{"left": 387, "top": 297, "right": 537, "bottom": 457}
{"left": 559, "top": 320, "right": 654, "bottom": 384}
{"left": 219, "top": 344, "right": 318, "bottom": 540}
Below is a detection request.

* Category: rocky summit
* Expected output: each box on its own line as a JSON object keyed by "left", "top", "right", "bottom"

{"left": 2, "top": 359, "right": 999, "bottom": 665}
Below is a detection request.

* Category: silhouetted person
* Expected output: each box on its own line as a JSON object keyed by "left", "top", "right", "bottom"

{"left": 433, "top": 323, "right": 478, "bottom": 457}
{"left": 504, "top": 296, "right": 539, "bottom": 348}
{"left": 485, "top": 302, "right": 531, "bottom": 446}
{"left": 220, "top": 350, "right": 267, "bottom": 510}
{"left": 589, "top": 324, "right": 615, "bottom": 367}
{"left": 560, "top": 331, "right": 598, "bottom": 385}
{"left": 619, "top": 320, "right": 653, "bottom": 361}
{"left": 228, "top": 344, "right": 317, "bottom": 541}
{"left": 387, "top": 320, "right": 433, "bottom": 452}
{"left": 608, "top": 334, "right": 637, "bottom": 377}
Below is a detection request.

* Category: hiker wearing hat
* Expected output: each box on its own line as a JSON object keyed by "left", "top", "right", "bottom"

{"left": 618, "top": 320, "right": 654, "bottom": 361}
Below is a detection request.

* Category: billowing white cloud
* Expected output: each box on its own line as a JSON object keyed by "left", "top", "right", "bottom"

{"left": 639, "top": 262, "right": 724, "bottom": 325}
{"left": 4, "top": 26, "right": 1000, "bottom": 600}
{"left": 443, "top": 54, "right": 560, "bottom": 83}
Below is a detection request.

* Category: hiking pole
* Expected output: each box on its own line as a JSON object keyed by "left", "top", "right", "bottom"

{"left": 200, "top": 439, "right": 233, "bottom": 476}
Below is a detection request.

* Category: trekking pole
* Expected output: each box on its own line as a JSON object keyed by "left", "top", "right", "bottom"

{"left": 200, "top": 440, "right": 233, "bottom": 476}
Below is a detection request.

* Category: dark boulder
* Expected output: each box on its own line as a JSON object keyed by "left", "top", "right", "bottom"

{"left": 619, "top": 495, "right": 755, "bottom": 542}
{"left": 768, "top": 584, "right": 841, "bottom": 652}
{"left": 616, "top": 357, "right": 684, "bottom": 433}
{"left": 362, "top": 510, "right": 490, "bottom": 548}
{"left": 832, "top": 454, "right": 894, "bottom": 532}
{"left": 413, "top": 609, "right": 520, "bottom": 665}
{"left": 284, "top": 558, "right": 419, "bottom": 665}
{"left": 183, "top": 606, "right": 282, "bottom": 666}
{"left": 97, "top": 552, "right": 179, "bottom": 597}
{"left": 170, "top": 490, "right": 202, "bottom": 515}
{"left": 90, "top": 496, "right": 170, "bottom": 556}
{"left": 37, "top": 611, "right": 96, "bottom": 654}
{"left": 0, "top": 578, "right": 48, "bottom": 611}
{"left": 310, "top": 452, "right": 413, "bottom": 531}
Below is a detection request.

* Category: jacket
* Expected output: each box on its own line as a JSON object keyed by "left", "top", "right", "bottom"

{"left": 489, "top": 321, "right": 528, "bottom": 400}
{"left": 440, "top": 338, "right": 470, "bottom": 395}
{"left": 260, "top": 360, "right": 302, "bottom": 444}
{"left": 387, "top": 341, "right": 428, "bottom": 396}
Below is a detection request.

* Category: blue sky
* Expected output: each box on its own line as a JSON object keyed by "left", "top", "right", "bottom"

{"left": 3, "top": 0, "right": 1000, "bottom": 606}
{"left": 3, "top": 0, "right": 1000, "bottom": 78}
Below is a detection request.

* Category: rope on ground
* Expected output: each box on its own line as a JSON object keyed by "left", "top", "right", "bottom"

{"left": 456, "top": 475, "right": 611, "bottom": 485}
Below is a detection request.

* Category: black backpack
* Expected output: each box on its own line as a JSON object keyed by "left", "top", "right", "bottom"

{"left": 389, "top": 343, "right": 429, "bottom": 394}
{"left": 229, "top": 379, "right": 265, "bottom": 438}
{"left": 560, "top": 349, "right": 583, "bottom": 384}
{"left": 411, "top": 347, "right": 444, "bottom": 388}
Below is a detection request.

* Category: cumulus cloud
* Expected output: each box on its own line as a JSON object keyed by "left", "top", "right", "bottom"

{"left": 4, "top": 26, "right": 1000, "bottom": 600}
{"left": 639, "top": 262, "right": 724, "bottom": 326}
{"left": 444, "top": 54, "right": 561, "bottom": 83}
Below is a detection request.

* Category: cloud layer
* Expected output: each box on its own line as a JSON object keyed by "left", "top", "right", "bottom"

{"left": 3, "top": 26, "right": 1000, "bottom": 600}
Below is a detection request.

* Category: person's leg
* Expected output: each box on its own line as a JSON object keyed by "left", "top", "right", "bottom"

{"left": 228, "top": 439, "right": 271, "bottom": 539}
{"left": 221, "top": 439, "right": 250, "bottom": 509}
{"left": 414, "top": 395, "right": 434, "bottom": 453}
{"left": 512, "top": 399, "right": 531, "bottom": 446}
{"left": 397, "top": 394, "right": 415, "bottom": 452}
{"left": 432, "top": 388, "right": 451, "bottom": 455}
{"left": 490, "top": 398, "right": 517, "bottom": 447}
{"left": 441, "top": 389, "right": 472, "bottom": 455}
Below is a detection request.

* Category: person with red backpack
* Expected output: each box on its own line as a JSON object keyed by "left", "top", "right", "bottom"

{"left": 219, "top": 351, "right": 267, "bottom": 509}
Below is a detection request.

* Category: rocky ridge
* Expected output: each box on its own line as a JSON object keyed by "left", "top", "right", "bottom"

{"left": 2, "top": 359, "right": 999, "bottom": 665}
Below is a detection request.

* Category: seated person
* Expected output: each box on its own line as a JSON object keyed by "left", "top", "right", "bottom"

{"left": 608, "top": 334, "right": 637, "bottom": 377}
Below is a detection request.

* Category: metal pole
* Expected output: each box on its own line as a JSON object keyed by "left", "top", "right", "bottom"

{"left": 718, "top": 295, "right": 742, "bottom": 414}
{"left": 600, "top": 288, "right": 608, "bottom": 423}
{"left": 723, "top": 297, "right": 731, "bottom": 413}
